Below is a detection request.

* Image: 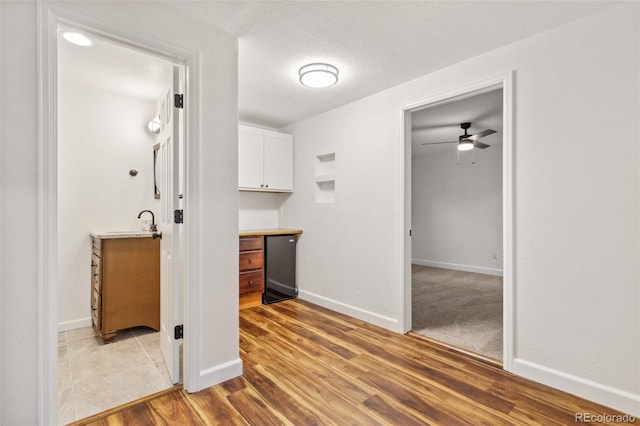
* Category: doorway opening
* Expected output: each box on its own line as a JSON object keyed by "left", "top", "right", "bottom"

{"left": 56, "top": 26, "right": 185, "bottom": 423}
{"left": 400, "top": 74, "right": 514, "bottom": 370}
{"left": 410, "top": 89, "right": 503, "bottom": 362}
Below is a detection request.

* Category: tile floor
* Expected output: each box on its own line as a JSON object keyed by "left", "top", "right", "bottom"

{"left": 58, "top": 326, "right": 174, "bottom": 425}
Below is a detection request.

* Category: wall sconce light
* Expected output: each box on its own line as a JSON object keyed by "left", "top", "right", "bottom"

{"left": 147, "top": 115, "right": 161, "bottom": 134}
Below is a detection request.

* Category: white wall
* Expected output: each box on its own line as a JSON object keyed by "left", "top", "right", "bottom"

{"left": 0, "top": 1, "right": 239, "bottom": 423}
{"left": 411, "top": 147, "right": 503, "bottom": 275}
{"left": 1, "top": 2, "right": 39, "bottom": 423}
{"left": 281, "top": 3, "right": 639, "bottom": 415}
{"left": 238, "top": 191, "right": 289, "bottom": 230}
{"left": 57, "top": 79, "right": 159, "bottom": 330}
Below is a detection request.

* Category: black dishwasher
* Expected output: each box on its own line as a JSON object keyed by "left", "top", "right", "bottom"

{"left": 263, "top": 234, "right": 298, "bottom": 304}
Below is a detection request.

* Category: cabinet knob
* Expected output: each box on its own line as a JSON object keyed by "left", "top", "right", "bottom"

{"left": 265, "top": 184, "right": 269, "bottom": 188}
{"left": 248, "top": 259, "right": 252, "bottom": 264}
{"left": 248, "top": 280, "right": 254, "bottom": 286}
{"left": 260, "top": 184, "right": 264, "bottom": 188}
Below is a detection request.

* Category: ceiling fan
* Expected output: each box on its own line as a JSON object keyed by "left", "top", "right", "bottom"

{"left": 421, "top": 122, "right": 496, "bottom": 151}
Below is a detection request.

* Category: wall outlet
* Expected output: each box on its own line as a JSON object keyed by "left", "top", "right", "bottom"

{"left": 491, "top": 250, "right": 499, "bottom": 260}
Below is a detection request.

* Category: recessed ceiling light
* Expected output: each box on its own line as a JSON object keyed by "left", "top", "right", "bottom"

{"left": 61, "top": 31, "right": 93, "bottom": 47}
{"left": 298, "top": 63, "right": 339, "bottom": 88}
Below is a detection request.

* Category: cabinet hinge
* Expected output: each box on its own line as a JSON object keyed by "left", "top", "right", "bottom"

{"left": 174, "top": 93, "right": 184, "bottom": 109}
{"left": 174, "top": 324, "right": 184, "bottom": 339}
{"left": 174, "top": 209, "right": 184, "bottom": 224}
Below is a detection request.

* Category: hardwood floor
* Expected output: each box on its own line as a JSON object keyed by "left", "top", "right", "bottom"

{"left": 73, "top": 299, "right": 637, "bottom": 425}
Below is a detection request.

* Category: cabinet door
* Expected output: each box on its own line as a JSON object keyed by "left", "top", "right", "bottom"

{"left": 238, "top": 125, "right": 265, "bottom": 189}
{"left": 263, "top": 130, "right": 293, "bottom": 191}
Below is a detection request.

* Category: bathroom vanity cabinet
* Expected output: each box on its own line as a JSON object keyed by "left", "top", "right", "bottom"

{"left": 90, "top": 233, "right": 160, "bottom": 343}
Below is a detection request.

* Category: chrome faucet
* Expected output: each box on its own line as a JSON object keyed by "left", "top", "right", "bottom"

{"left": 137, "top": 210, "right": 157, "bottom": 232}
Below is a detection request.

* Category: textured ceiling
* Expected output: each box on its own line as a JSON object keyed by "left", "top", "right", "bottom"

{"left": 412, "top": 89, "right": 503, "bottom": 157}
{"left": 60, "top": 1, "right": 616, "bottom": 129}
{"left": 58, "top": 26, "right": 172, "bottom": 102}
{"left": 159, "top": 0, "right": 615, "bottom": 128}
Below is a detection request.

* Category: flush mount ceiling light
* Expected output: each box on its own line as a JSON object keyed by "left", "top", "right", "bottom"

{"left": 298, "top": 63, "right": 339, "bottom": 88}
{"left": 61, "top": 31, "right": 93, "bottom": 47}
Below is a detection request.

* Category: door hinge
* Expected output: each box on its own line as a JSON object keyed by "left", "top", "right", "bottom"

{"left": 174, "top": 93, "right": 184, "bottom": 109}
{"left": 174, "top": 324, "right": 184, "bottom": 339}
{"left": 174, "top": 209, "right": 184, "bottom": 224}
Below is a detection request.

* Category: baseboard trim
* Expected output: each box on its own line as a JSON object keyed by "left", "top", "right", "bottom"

{"left": 58, "top": 317, "right": 92, "bottom": 332}
{"left": 197, "top": 357, "right": 243, "bottom": 391}
{"left": 298, "top": 290, "right": 399, "bottom": 332}
{"left": 412, "top": 258, "right": 503, "bottom": 277}
{"left": 512, "top": 358, "right": 640, "bottom": 417}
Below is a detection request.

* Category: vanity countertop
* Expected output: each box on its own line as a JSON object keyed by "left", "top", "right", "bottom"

{"left": 90, "top": 231, "right": 155, "bottom": 239}
{"left": 239, "top": 228, "right": 303, "bottom": 237}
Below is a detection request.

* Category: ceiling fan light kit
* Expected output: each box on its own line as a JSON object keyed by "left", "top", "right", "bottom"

{"left": 420, "top": 121, "right": 497, "bottom": 164}
{"left": 457, "top": 139, "right": 474, "bottom": 151}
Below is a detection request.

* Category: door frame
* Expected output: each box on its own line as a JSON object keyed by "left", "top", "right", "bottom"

{"left": 398, "top": 72, "right": 514, "bottom": 371}
{"left": 37, "top": 4, "right": 199, "bottom": 423}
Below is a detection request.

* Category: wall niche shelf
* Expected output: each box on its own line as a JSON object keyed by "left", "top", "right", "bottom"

{"left": 315, "top": 153, "right": 335, "bottom": 203}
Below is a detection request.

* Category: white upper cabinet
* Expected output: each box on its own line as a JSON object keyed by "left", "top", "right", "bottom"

{"left": 239, "top": 125, "right": 293, "bottom": 192}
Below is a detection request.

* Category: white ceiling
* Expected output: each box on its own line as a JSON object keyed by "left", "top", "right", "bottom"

{"left": 411, "top": 89, "right": 503, "bottom": 157}
{"left": 58, "top": 27, "right": 172, "bottom": 102}
{"left": 59, "top": 1, "right": 616, "bottom": 129}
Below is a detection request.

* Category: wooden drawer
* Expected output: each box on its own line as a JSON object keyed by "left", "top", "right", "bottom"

{"left": 91, "top": 254, "right": 101, "bottom": 293}
{"left": 239, "top": 271, "right": 264, "bottom": 295}
{"left": 240, "top": 236, "right": 263, "bottom": 252}
{"left": 239, "top": 251, "right": 264, "bottom": 271}
{"left": 91, "top": 290, "right": 101, "bottom": 329}
{"left": 91, "top": 237, "right": 102, "bottom": 256}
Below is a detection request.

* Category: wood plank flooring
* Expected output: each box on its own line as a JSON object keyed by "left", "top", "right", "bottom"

{"left": 74, "top": 299, "right": 637, "bottom": 425}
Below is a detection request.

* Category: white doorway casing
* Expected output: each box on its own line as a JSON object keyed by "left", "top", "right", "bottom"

{"left": 36, "top": 2, "right": 241, "bottom": 424}
{"left": 398, "top": 72, "right": 514, "bottom": 370}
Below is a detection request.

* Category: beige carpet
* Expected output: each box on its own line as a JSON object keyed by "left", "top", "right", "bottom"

{"left": 411, "top": 264, "right": 503, "bottom": 360}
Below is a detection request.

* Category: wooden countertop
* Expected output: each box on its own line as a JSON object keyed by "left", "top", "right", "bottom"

{"left": 239, "top": 228, "right": 303, "bottom": 237}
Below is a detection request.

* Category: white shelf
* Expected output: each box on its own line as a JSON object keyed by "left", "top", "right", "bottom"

{"left": 314, "top": 174, "right": 335, "bottom": 183}
{"left": 315, "top": 152, "right": 335, "bottom": 203}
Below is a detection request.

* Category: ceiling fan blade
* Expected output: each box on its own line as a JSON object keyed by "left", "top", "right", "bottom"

{"left": 473, "top": 141, "right": 490, "bottom": 149}
{"left": 469, "top": 129, "right": 496, "bottom": 140}
{"left": 420, "top": 140, "right": 457, "bottom": 146}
